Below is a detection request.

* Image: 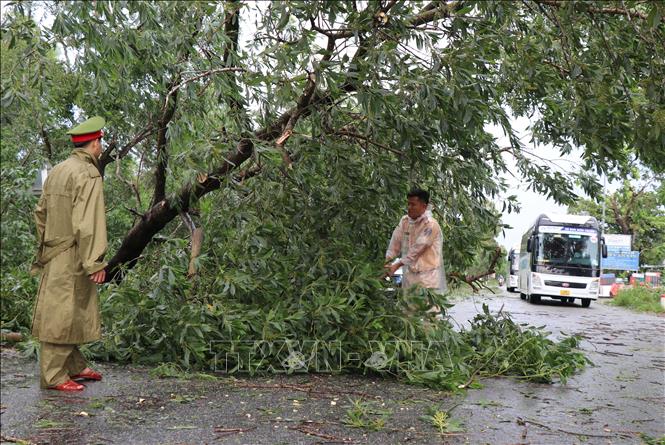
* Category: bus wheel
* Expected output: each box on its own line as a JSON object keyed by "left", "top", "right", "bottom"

{"left": 529, "top": 294, "right": 541, "bottom": 304}
{"left": 507, "top": 287, "right": 514, "bottom": 293}
{"left": 520, "top": 293, "right": 526, "bottom": 300}
{"left": 581, "top": 298, "right": 591, "bottom": 308}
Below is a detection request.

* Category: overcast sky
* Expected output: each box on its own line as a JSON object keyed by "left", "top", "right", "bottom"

{"left": 490, "top": 116, "right": 570, "bottom": 251}
{"left": 489, "top": 116, "right": 620, "bottom": 252}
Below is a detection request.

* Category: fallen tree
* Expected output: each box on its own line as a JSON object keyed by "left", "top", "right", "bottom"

{"left": 3, "top": 0, "right": 661, "bottom": 387}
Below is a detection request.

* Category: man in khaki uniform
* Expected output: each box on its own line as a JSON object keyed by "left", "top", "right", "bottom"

{"left": 385, "top": 188, "right": 447, "bottom": 297}
{"left": 31, "top": 116, "right": 108, "bottom": 391}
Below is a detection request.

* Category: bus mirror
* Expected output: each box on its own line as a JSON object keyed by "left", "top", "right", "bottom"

{"left": 526, "top": 238, "right": 532, "bottom": 253}
{"left": 602, "top": 242, "right": 608, "bottom": 258}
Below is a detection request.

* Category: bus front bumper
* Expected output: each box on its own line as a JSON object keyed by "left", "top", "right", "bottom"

{"left": 531, "top": 276, "right": 599, "bottom": 300}
{"left": 509, "top": 275, "right": 519, "bottom": 288}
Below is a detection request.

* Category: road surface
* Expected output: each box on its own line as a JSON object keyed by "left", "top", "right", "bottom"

{"left": 1, "top": 290, "right": 663, "bottom": 444}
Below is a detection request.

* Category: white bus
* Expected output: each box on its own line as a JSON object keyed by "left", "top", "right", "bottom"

{"left": 518, "top": 214, "right": 607, "bottom": 307}
{"left": 507, "top": 245, "right": 520, "bottom": 292}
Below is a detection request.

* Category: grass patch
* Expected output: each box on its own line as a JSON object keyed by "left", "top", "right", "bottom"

{"left": 420, "top": 406, "right": 464, "bottom": 435}
{"left": 169, "top": 393, "right": 198, "bottom": 404}
{"left": 34, "top": 419, "right": 65, "bottom": 428}
{"left": 608, "top": 287, "right": 664, "bottom": 313}
{"left": 640, "top": 433, "right": 665, "bottom": 445}
{"left": 472, "top": 399, "right": 504, "bottom": 408}
{"left": 86, "top": 398, "right": 107, "bottom": 410}
{"left": 149, "top": 362, "right": 219, "bottom": 381}
{"left": 342, "top": 398, "right": 392, "bottom": 431}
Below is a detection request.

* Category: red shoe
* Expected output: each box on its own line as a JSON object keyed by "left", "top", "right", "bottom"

{"left": 71, "top": 368, "right": 102, "bottom": 381}
{"left": 48, "top": 380, "right": 85, "bottom": 391}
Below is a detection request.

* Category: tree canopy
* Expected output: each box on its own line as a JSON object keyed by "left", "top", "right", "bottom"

{"left": 568, "top": 172, "right": 665, "bottom": 266}
{"left": 2, "top": 0, "right": 663, "bottom": 279}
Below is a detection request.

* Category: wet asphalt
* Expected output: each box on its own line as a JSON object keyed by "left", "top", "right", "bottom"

{"left": 1, "top": 290, "right": 663, "bottom": 445}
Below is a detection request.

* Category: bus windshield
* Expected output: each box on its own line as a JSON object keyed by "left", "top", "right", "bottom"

{"left": 536, "top": 231, "right": 599, "bottom": 268}
{"left": 509, "top": 252, "right": 519, "bottom": 274}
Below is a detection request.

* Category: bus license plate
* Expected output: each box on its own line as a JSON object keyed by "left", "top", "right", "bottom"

{"left": 559, "top": 290, "right": 571, "bottom": 296}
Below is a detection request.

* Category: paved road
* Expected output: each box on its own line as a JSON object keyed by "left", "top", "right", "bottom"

{"left": 1, "top": 291, "right": 663, "bottom": 444}
{"left": 447, "top": 292, "right": 665, "bottom": 444}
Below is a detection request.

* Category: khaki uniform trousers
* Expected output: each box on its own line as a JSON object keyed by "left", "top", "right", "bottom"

{"left": 40, "top": 342, "right": 87, "bottom": 388}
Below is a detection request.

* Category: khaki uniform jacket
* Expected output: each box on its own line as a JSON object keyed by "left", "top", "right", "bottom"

{"left": 31, "top": 150, "right": 108, "bottom": 344}
{"left": 386, "top": 212, "right": 447, "bottom": 292}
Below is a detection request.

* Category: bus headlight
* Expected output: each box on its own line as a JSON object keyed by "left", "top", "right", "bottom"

{"left": 588, "top": 279, "right": 599, "bottom": 292}
{"left": 531, "top": 273, "right": 542, "bottom": 288}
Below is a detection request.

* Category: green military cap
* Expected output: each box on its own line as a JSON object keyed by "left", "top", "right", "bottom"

{"left": 67, "top": 116, "right": 106, "bottom": 143}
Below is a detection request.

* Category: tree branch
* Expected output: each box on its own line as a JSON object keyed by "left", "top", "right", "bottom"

{"left": 533, "top": 0, "right": 648, "bottom": 20}
{"left": 40, "top": 125, "right": 52, "bottom": 160}
{"left": 275, "top": 71, "right": 318, "bottom": 168}
{"left": 409, "top": 1, "right": 462, "bottom": 28}
{"left": 333, "top": 128, "right": 404, "bottom": 156}
{"left": 117, "top": 173, "right": 142, "bottom": 212}
{"left": 223, "top": 0, "right": 241, "bottom": 65}
{"left": 123, "top": 206, "right": 145, "bottom": 220}
{"left": 466, "top": 246, "right": 503, "bottom": 283}
{"left": 160, "top": 67, "right": 245, "bottom": 116}
{"left": 309, "top": 17, "right": 355, "bottom": 38}
{"left": 382, "top": 0, "right": 399, "bottom": 13}
{"left": 222, "top": 1, "right": 253, "bottom": 145}
{"left": 447, "top": 246, "right": 503, "bottom": 292}
{"left": 543, "top": 59, "right": 570, "bottom": 76}
{"left": 609, "top": 196, "right": 630, "bottom": 234}
{"left": 152, "top": 80, "right": 179, "bottom": 207}
{"left": 100, "top": 124, "right": 155, "bottom": 174}
{"left": 233, "top": 163, "right": 263, "bottom": 184}
{"left": 180, "top": 212, "right": 204, "bottom": 278}
{"left": 105, "top": 0, "right": 470, "bottom": 281}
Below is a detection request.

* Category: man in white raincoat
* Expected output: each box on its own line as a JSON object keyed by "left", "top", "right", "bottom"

{"left": 385, "top": 188, "right": 447, "bottom": 296}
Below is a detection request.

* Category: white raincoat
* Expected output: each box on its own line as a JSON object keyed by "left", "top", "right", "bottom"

{"left": 386, "top": 209, "right": 447, "bottom": 293}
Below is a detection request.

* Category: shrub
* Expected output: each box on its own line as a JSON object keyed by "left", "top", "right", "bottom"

{"left": 609, "top": 286, "right": 664, "bottom": 313}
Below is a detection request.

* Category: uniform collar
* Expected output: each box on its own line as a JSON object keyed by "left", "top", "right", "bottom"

{"left": 408, "top": 211, "right": 430, "bottom": 224}
{"left": 71, "top": 149, "right": 101, "bottom": 171}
